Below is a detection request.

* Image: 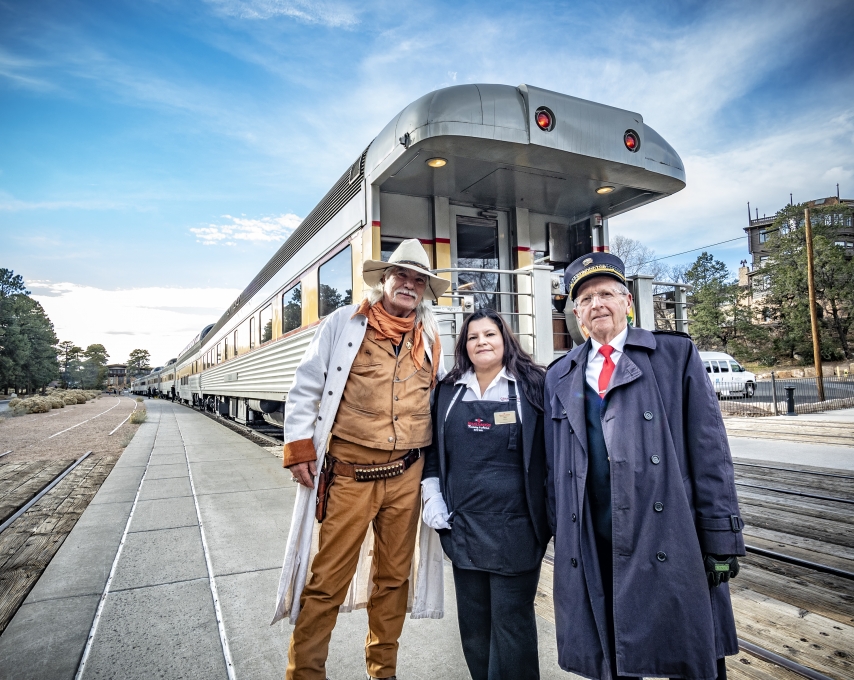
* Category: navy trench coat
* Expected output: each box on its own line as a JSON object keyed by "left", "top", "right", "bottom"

{"left": 544, "top": 327, "right": 744, "bottom": 680}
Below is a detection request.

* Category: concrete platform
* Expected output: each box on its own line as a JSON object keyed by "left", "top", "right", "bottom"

{"left": 0, "top": 400, "right": 567, "bottom": 679}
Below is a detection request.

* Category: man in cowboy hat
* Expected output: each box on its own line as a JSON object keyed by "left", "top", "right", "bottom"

{"left": 545, "top": 251, "right": 744, "bottom": 680}
{"left": 279, "top": 239, "right": 450, "bottom": 680}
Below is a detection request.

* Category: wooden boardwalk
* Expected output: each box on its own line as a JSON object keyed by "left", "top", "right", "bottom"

{"left": 0, "top": 455, "right": 119, "bottom": 634}
{"left": 535, "top": 459, "right": 854, "bottom": 680}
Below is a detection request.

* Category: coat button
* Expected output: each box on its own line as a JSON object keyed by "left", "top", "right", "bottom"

{"left": 654, "top": 502, "right": 664, "bottom": 512}
{"left": 361, "top": 321, "right": 365, "bottom": 326}
{"left": 388, "top": 436, "right": 394, "bottom": 442}
{"left": 567, "top": 471, "right": 573, "bottom": 478}
{"left": 569, "top": 427, "right": 573, "bottom": 434}
{"left": 328, "top": 391, "right": 333, "bottom": 395}
{"left": 643, "top": 411, "right": 653, "bottom": 421}
{"left": 571, "top": 558, "right": 578, "bottom": 567}
{"left": 394, "top": 415, "right": 398, "bottom": 421}
{"left": 651, "top": 455, "right": 660, "bottom": 464}
{"left": 562, "top": 409, "right": 567, "bottom": 415}
{"left": 656, "top": 551, "right": 667, "bottom": 562}
{"left": 348, "top": 342, "right": 352, "bottom": 347}
{"left": 337, "top": 367, "right": 342, "bottom": 371}
{"left": 572, "top": 513, "right": 577, "bottom": 522}
{"left": 317, "top": 416, "right": 322, "bottom": 420}
{"left": 394, "top": 396, "right": 399, "bottom": 401}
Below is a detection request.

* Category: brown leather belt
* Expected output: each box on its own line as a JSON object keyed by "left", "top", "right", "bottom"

{"left": 330, "top": 448, "right": 422, "bottom": 482}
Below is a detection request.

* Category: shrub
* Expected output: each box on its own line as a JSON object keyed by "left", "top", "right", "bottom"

{"left": 129, "top": 409, "right": 147, "bottom": 424}
{"left": 48, "top": 397, "right": 65, "bottom": 409}
{"left": 135, "top": 396, "right": 144, "bottom": 403}
{"left": 8, "top": 398, "right": 21, "bottom": 408}
{"left": 75, "top": 393, "right": 87, "bottom": 404}
{"left": 21, "top": 397, "right": 51, "bottom": 414}
{"left": 63, "top": 394, "right": 78, "bottom": 405}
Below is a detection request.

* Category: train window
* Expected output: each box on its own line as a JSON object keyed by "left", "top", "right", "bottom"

{"left": 260, "top": 305, "right": 273, "bottom": 344}
{"left": 319, "top": 246, "right": 353, "bottom": 317}
{"left": 224, "top": 336, "right": 230, "bottom": 361}
{"left": 233, "top": 329, "right": 239, "bottom": 357}
{"left": 282, "top": 283, "right": 302, "bottom": 334}
{"left": 381, "top": 238, "right": 405, "bottom": 262}
{"left": 249, "top": 316, "right": 256, "bottom": 349}
{"left": 216, "top": 343, "right": 222, "bottom": 364}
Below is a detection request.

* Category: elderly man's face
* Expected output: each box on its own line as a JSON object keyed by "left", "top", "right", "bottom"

{"left": 573, "top": 275, "right": 633, "bottom": 345}
{"left": 381, "top": 266, "right": 427, "bottom": 317}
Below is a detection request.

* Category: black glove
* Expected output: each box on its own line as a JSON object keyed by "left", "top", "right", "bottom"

{"left": 703, "top": 554, "right": 740, "bottom": 587}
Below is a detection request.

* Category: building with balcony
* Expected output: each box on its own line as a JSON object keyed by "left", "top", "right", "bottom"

{"left": 742, "top": 195, "right": 854, "bottom": 298}
{"left": 106, "top": 364, "right": 128, "bottom": 391}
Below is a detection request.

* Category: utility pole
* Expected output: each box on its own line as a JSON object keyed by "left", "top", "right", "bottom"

{"left": 804, "top": 208, "right": 825, "bottom": 401}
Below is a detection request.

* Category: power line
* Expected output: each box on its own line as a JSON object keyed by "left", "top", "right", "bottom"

{"left": 639, "top": 236, "right": 747, "bottom": 266}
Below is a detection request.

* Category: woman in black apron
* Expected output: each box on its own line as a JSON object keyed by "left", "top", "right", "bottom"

{"left": 422, "top": 308, "right": 551, "bottom": 680}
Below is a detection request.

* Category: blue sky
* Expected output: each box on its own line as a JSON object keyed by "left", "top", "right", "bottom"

{"left": 2, "top": 0, "right": 853, "bottom": 364}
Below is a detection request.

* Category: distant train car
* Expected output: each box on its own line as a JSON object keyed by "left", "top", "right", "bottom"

{"left": 133, "top": 83, "right": 685, "bottom": 426}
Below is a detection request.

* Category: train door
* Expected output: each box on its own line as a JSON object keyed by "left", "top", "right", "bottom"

{"left": 448, "top": 205, "right": 511, "bottom": 315}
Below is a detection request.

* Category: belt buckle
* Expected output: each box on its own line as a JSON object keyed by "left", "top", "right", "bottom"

{"left": 354, "top": 459, "right": 405, "bottom": 482}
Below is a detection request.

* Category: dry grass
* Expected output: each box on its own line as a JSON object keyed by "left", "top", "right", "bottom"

{"left": 0, "top": 396, "right": 140, "bottom": 462}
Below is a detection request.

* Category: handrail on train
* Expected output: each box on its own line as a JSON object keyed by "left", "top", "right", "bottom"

{"left": 429, "top": 264, "right": 556, "bottom": 365}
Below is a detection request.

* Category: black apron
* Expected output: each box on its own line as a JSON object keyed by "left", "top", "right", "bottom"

{"left": 440, "top": 382, "right": 542, "bottom": 575}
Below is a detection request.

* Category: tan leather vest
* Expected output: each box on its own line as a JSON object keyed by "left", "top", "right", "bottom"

{"left": 331, "top": 327, "right": 433, "bottom": 453}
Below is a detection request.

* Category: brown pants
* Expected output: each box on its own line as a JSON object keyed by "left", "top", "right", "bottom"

{"left": 285, "top": 438, "right": 424, "bottom": 680}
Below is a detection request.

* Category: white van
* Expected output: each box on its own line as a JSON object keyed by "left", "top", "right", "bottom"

{"left": 699, "top": 352, "right": 756, "bottom": 398}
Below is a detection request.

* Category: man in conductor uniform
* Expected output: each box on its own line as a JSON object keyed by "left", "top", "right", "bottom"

{"left": 276, "top": 240, "right": 449, "bottom": 680}
{"left": 544, "top": 252, "right": 745, "bottom": 680}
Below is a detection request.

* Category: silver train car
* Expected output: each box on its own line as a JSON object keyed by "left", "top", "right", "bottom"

{"left": 132, "top": 83, "right": 685, "bottom": 426}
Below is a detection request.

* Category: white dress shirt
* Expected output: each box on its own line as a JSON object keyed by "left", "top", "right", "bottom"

{"left": 585, "top": 326, "right": 628, "bottom": 394}
{"left": 447, "top": 367, "right": 521, "bottom": 422}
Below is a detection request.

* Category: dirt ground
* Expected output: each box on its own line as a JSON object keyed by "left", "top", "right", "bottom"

{"left": 0, "top": 395, "right": 143, "bottom": 462}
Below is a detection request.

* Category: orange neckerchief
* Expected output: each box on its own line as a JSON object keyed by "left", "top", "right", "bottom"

{"left": 354, "top": 298, "right": 440, "bottom": 384}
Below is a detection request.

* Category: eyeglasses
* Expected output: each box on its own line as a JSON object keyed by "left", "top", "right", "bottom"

{"left": 575, "top": 289, "right": 627, "bottom": 308}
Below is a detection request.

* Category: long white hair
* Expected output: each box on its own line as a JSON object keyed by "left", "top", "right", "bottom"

{"left": 363, "top": 281, "right": 437, "bottom": 346}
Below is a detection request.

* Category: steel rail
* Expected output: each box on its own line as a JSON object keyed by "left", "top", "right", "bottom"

{"left": 185, "top": 403, "right": 282, "bottom": 447}
{"left": 738, "top": 639, "right": 834, "bottom": 680}
{"left": 734, "top": 461, "right": 854, "bottom": 480}
{"left": 0, "top": 450, "right": 11, "bottom": 459}
{"left": 0, "top": 451, "right": 93, "bottom": 533}
{"left": 735, "top": 481, "right": 854, "bottom": 504}
{"left": 744, "top": 545, "right": 854, "bottom": 580}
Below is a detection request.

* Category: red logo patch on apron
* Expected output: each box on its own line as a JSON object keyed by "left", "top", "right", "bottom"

{"left": 467, "top": 418, "right": 491, "bottom": 432}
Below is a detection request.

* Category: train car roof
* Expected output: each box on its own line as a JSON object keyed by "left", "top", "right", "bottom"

{"left": 366, "top": 83, "right": 684, "bottom": 220}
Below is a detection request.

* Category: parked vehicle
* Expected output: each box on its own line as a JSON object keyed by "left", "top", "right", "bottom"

{"left": 699, "top": 352, "right": 756, "bottom": 398}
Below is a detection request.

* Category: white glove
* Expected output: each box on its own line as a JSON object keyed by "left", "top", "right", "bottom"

{"left": 421, "top": 477, "right": 451, "bottom": 530}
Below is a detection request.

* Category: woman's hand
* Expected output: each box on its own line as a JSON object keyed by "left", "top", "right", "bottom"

{"left": 422, "top": 477, "right": 451, "bottom": 530}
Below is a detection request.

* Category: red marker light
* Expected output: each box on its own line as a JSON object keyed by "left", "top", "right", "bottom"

{"left": 535, "top": 107, "right": 555, "bottom": 131}
{"left": 624, "top": 130, "right": 640, "bottom": 152}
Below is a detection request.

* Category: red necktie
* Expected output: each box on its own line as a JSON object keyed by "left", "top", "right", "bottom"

{"left": 598, "top": 345, "right": 615, "bottom": 398}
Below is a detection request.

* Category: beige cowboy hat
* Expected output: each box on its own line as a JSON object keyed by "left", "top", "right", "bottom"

{"left": 362, "top": 238, "right": 451, "bottom": 301}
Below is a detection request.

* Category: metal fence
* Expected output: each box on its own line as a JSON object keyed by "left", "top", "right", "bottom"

{"left": 716, "top": 375, "right": 854, "bottom": 417}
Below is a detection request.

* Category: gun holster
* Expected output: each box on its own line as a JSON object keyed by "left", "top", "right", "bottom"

{"left": 315, "top": 457, "right": 336, "bottom": 523}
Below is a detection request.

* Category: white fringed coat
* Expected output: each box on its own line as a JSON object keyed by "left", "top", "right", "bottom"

{"left": 272, "top": 303, "right": 446, "bottom": 625}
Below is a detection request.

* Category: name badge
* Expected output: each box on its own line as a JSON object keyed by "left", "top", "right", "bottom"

{"left": 494, "top": 411, "right": 516, "bottom": 425}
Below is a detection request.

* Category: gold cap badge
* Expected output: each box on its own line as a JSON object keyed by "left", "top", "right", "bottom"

{"left": 583, "top": 257, "right": 593, "bottom": 266}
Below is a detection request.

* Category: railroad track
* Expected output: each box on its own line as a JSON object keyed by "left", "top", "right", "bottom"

{"left": 537, "top": 459, "right": 854, "bottom": 680}
{"left": 177, "top": 401, "right": 283, "bottom": 448}
{"left": 0, "top": 451, "right": 120, "bottom": 634}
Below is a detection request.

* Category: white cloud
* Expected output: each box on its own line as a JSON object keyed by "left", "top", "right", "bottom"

{"left": 204, "top": 0, "right": 359, "bottom": 27}
{"left": 190, "top": 212, "right": 302, "bottom": 245}
{"left": 28, "top": 282, "right": 241, "bottom": 366}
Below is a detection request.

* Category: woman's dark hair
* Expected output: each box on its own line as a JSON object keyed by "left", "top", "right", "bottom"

{"left": 445, "top": 308, "right": 546, "bottom": 411}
